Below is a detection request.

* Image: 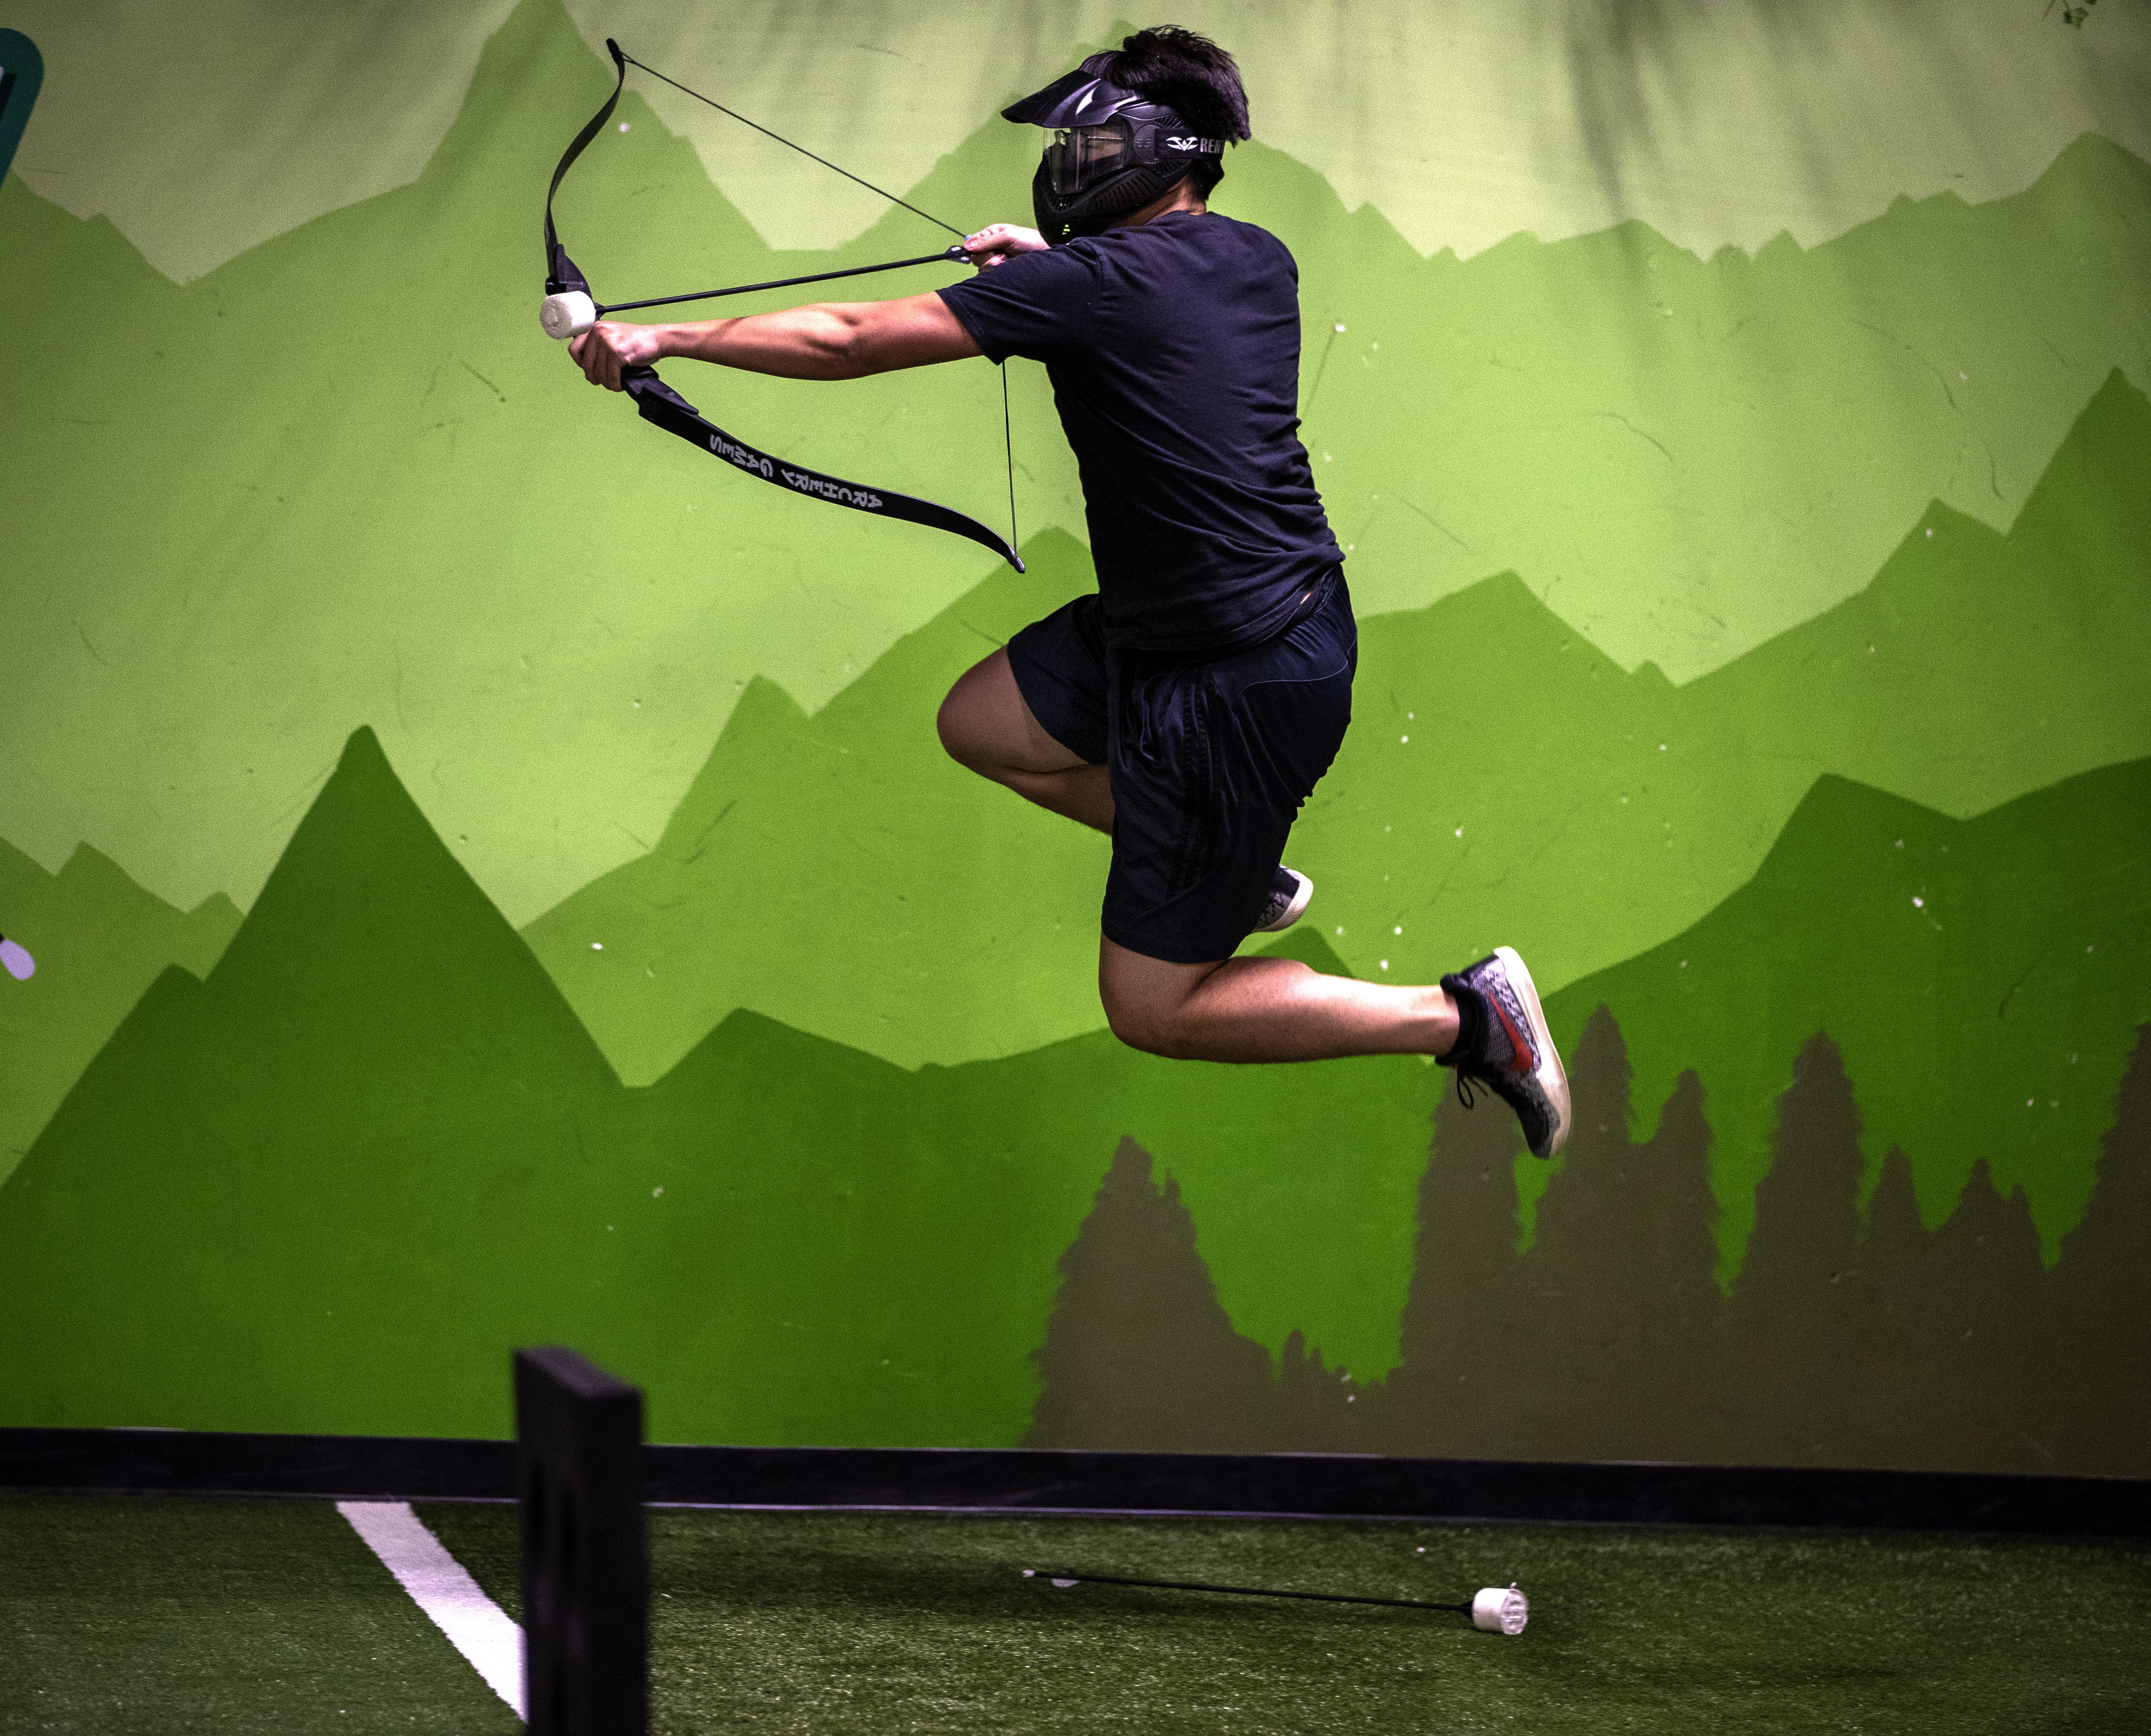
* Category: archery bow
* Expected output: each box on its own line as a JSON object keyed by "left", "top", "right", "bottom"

{"left": 542, "top": 39, "right": 1023, "bottom": 572}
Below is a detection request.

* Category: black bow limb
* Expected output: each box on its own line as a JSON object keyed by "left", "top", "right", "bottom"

{"left": 545, "top": 38, "right": 1023, "bottom": 571}
{"left": 622, "top": 368, "right": 1023, "bottom": 568}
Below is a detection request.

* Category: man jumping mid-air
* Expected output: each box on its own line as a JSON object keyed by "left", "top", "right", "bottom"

{"left": 571, "top": 27, "right": 1571, "bottom": 1157}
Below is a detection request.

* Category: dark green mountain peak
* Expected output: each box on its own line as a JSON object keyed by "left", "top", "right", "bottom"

{"left": 1546, "top": 756, "right": 2151, "bottom": 1282}
{"left": 0, "top": 828, "right": 245, "bottom": 1185}
{"left": 202, "top": 725, "right": 617, "bottom": 1089}
{"left": 648, "top": 1002, "right": 913, "bottom": 1100}
{"left": 2007, "top": 366, "right": 2149, "bottom": 553}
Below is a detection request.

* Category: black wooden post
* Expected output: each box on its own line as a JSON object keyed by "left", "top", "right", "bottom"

{"left": 515, "top": 1347, "right": 648, "bottom": 1736}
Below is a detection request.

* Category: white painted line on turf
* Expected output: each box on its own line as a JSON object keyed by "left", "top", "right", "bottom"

{"left": 338, "top": 1500, "right": 526, "bottom": 1720}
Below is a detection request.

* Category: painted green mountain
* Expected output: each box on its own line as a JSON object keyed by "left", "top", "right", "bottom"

{"left": 3, "top": 729, "right": 2146, "bottom": 1447}
{"left": 1298, "top": 366, "right": 2151, "bottom": 1023}
{"left": 0, "top": 0, "right": 1056, "bottom": 930}
{"left": 0, "top": 837, "right": 239, "bottom": 1187}
{"left": 520, "top": 526, "right": 1111, "bottom": 1079}
{"left": 525, "top": 371, "right": 2151, "bottom": 1083}
{"left": 1531, "top": 758, "right": 2151, "bottom": 1281}
{"left": 1027, "top": 1014, "right": 2151, "bottom": 1478}
{"left": 4, "top": 0, "right": 2147, "bottom": 935}
{"left": 1253, "top": 127, "right": 2151, "bottom": 673}
{"left": 0, "top": 730, "right": 1437, "bottom": 1437}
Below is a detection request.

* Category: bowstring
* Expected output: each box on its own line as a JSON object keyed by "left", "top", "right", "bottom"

{"left": 1000, "top": 364, "right": 1019, "bottom": 560}
{"left": 617, "top": 51, "right": 965, "bottom": 239}
{"left": 614, "top": 46, "right": 1019, "bottom": 563}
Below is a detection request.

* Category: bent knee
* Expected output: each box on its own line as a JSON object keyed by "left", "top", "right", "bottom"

{"left": 936, "top": 660, "right": 1017, "bottom": 773}
{"left": 934, "top": 687, "right": 978, "bottom": 768}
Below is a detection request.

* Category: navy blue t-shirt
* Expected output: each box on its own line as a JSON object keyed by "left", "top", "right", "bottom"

{"left": 938, "top": 212, "right": 1341, "bottom": 655}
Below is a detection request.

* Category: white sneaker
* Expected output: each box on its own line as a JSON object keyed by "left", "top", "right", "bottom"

{"left": 1439, "top": 946, "right": 1572, "bottom": 1158}
{"left": 1252, "top": 865, "right": 1314, "bottom": 933}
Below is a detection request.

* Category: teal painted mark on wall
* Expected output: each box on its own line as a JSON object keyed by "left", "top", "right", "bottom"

{"left": 0, "top": 31, "right": 43, "bottom": 186}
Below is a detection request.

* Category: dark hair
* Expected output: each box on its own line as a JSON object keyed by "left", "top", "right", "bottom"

{"left": 1082, "top": 26, "right": 1249, "bottom": 197}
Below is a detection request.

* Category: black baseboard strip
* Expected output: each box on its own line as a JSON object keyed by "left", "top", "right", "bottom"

{"left": 2, "top": 1429, "right": 2143, "bottom": 1537}
{"left": 0, "top": 1428, "right": 514, "bottom": 1501}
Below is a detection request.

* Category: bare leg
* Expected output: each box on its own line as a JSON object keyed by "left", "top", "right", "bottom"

{"left": 938, "top": 647, "right": 1114, "bottom": 833}
{"left": 1098, "top": 936, "right": 1461, "bottom": 1063}
{"left": 944, "top": 654, "right": 1454, "bottom": 1062}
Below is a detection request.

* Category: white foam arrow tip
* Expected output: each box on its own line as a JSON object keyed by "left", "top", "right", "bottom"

{"left": 1471, "top": 1583, "right": 1528, "bottom": 1635}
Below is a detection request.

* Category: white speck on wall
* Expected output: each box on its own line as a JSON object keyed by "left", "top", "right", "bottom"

{"left": 1927, "top": 528, "right": 1934, "bottom": 537}
{"left": 592, "top": 941, "right": 604, "bottom": 950}
{"left": 1895, "top": 839, "right": 1904, "bottom": 848}
{"left": 1913, "top": 897, "right": 1924, "bottom": 908}
{"left": 1454, "top": 827, "right": 1462, "bottom": 836}
{"left": 652, "top": 1186, "right": 664, "bottom": 1197}
{"left": 1658, "top": 743, "right": 1667, "bottom": 751}
{"left": 1334, "top": 323, "right": 1346, "bottom": 332}
{"left": 1336, "top": 926, "right": 1345, "bottom": 935}
{"left": 1401, "top": 734, "right": 1409, "bottom": 743}
{"left": 1394, "top": 925, "right": 1403, "bottom": 935}
{"left": 618, "top": 122, "right": 629, "bottom": 132}
{"left": 1380, "top": 959, "right": 1389, "bottom": 970}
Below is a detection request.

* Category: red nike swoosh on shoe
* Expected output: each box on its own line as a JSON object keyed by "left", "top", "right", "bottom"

{"left": 1491, "top": 1002, "right": 1535, "bottom": 1072}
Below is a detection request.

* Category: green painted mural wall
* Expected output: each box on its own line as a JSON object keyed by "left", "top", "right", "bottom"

{"left": 0, "top": 0, "right": 2145, "bottom": 1473}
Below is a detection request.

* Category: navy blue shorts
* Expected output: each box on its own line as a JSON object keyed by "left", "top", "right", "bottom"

{"left": 1007, "top": 569, "right": 1357, "bottom": 964}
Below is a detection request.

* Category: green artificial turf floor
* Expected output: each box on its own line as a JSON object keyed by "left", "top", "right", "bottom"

{"left": 2, "top": 1491, "right": 2146, "bottom": 1734}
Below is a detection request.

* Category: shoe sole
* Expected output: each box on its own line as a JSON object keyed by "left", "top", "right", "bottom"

{"left": 1493, "top": 945, "right": 1571, "bottom": 1157}
{"left": 1251, "top": 869, "right": 1315, "bottom": 933}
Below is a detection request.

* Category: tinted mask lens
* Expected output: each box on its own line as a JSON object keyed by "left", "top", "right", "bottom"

{"left": 1043, "top": 121, "right": 1131, "bottom": 196}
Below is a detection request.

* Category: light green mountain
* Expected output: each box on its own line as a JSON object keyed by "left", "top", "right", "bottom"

{"left": 3, "top": 0, "right": 2146, "bottom": 935}
{"left": 521, "top": 528, "right": 1110, "bottom": 1078}
{"left": 525, "top": 371, "right": 2151, "bottom": 1081}
{"left": 1240, "top": 129, "right": 2151, "bottom": 673}
{"left": 0, "top": 0, "right": 1061, "bottom": 932}
{"left": 1295, "top": 366, "right": 2151, "bottom": 1018}
{"left": 0, "top": 838, "right": 240, "bottom": 1187}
